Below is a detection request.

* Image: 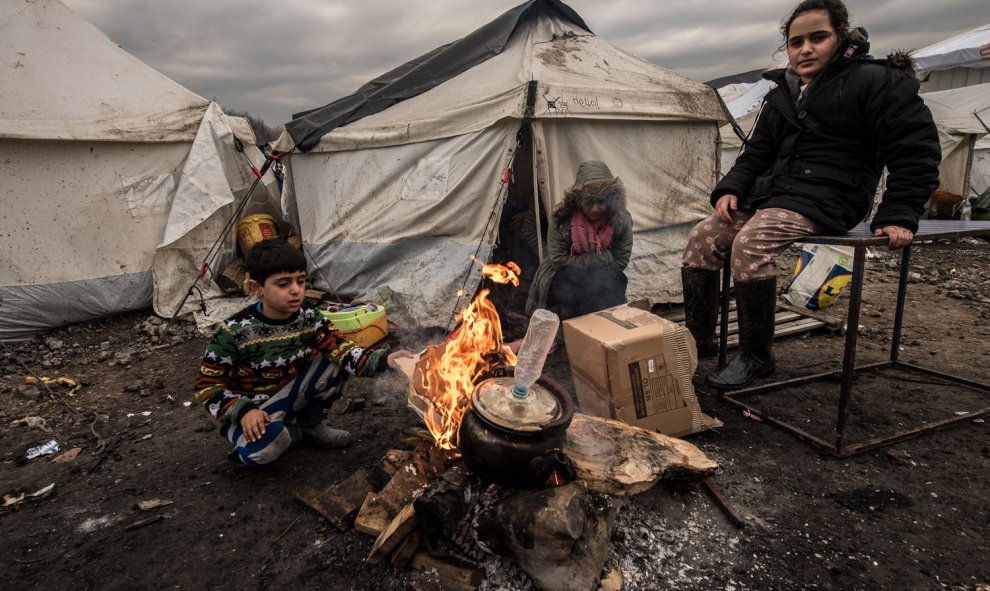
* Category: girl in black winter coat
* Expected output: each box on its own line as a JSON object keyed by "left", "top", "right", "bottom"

{"left": 682, "top": 0, "right": 941, "bottom": 389}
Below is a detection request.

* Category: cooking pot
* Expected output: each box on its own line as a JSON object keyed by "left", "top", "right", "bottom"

{"left": 457, "top": 369, "right": 575, "bottom": 488}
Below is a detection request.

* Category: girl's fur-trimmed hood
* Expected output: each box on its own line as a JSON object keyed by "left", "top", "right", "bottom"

{"left": 884, "top": 49, "right": 917, "bottom": 77}
{"left": 552, "top": 177, "right": 627, "bottom": 220}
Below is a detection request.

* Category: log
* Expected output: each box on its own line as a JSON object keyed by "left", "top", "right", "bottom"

{"left": 409, "top": 552, "right": 485, "bottom": 590}
{"left": 382, "top": 449, "right": 413, "bottom": 477}
{"left": 294, "top": 469, "right": 378, "bottom": 530}
{"left": 394, "top": 426, "right": 434, "bottom": 448}
{"left": 412, "top": 464, "right": 473, "bottom": 542}
{"left": 367, "top": 503, "right": 418, "bottom": 565}
{"left": 389, "top": 528, "right": 422, "bottom": 569}
{"left": 475, "top": 482, "right": 619, "bottom": 591}
{"left": 476, "top": 483, "right": 588, "bottom": 562}
{"left": 354, "top": 493, "right": 390, "bottom": 537}
{"left": 564, "top": 413, "right": 718, "bottom": 496}
{"left": 377, "top": 463, "right": 429, "bottom": 516}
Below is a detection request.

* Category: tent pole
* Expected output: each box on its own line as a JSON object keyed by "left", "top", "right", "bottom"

{"left": 962, "top": 134, "right": 976, "bottom": 219}
{"left": 532, "top": 131, "right": 544, "bottom": 262}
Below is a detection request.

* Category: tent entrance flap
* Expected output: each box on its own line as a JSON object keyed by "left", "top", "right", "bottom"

{"left": 488, "top": 123, "right": 548, "bottom": 337}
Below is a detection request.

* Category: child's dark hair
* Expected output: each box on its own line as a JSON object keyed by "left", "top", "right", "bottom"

{"left": 245, "top": 239, "right": 307, "bottom": 285}
{"left": 780, "top": 0, "right": 851, "bottom": 47}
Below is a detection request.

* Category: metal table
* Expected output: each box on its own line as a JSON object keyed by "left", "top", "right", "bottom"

{"left": 717, "top": 220, "right": 990, "bottom": 457}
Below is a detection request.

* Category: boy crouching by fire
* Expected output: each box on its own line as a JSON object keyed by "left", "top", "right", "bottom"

{"left": 194, "top": 238, "right": 408, "bottom": 467}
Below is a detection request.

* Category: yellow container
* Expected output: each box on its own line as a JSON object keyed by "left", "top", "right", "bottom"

{"left": 236, "top": 214, "right": 279, "bottom": 255}
{"left": 321, "top": 305, "right": 389, "bottom": 348}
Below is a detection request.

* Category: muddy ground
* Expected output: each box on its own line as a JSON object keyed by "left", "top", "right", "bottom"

{"left": 2, "top": 239, "right": 989, "bottom": 591}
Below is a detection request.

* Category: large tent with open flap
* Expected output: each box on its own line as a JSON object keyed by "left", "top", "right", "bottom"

{"left": 275, "top": 0, "right": 726, "bottom": 329}
{"left": 0, "top": 0, "right": 269, "bottom": 340}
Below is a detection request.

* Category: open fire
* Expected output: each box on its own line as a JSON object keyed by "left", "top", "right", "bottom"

{"left": 415, "top": 261, "right": 520, "bottom": 450}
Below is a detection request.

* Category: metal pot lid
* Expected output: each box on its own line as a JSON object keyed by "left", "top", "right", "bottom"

{"left": 471, "top": 376, "right": 561, "bottom": 432}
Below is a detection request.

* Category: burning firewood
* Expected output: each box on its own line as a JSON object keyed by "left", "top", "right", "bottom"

{"left": 410, "top": 262, "right": 520, "bottom": 451}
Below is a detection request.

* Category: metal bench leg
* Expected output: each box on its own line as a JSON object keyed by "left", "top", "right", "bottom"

{"left": 834, "top": 246, "right": 867, "bottom": 453}
{"left": 890, "top": 244, "right": 912, "bottom": 362}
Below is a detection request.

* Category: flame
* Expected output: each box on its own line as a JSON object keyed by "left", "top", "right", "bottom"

{"left": 548, "top": 471, "right": 565, "bottom": 486}
{"left": 417, "top": 261, "right": 519, "bottom": 449}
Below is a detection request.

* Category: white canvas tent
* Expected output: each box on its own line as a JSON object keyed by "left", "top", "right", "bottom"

{"left": 0, "top": 0, "right": 265, "bottom": 339}
{"left": 920, "top": 83, "right": 990, "bottom": 202}
{"left": 916, "top": 24, "right": 990, "bottom": 92}
{"left": 277, "top": 0, "right": 725, "bottom": 329}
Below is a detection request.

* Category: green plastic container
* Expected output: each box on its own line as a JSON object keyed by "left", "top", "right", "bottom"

{"left": 320, "top": 304, "right": 388, "bottom": 347}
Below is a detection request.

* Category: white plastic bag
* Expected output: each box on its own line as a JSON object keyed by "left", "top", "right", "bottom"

{"left": 782, "top": 244, "right": 854, "bottom": 310}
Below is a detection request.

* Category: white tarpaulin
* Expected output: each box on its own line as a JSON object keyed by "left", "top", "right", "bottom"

{"left": 151, "top": 105, "right": 281, "bottom": 326}
{"left": 915, "top": 24, "right": 990, "bottom": 72}
{"left": 921, "top": 83, "right": 990, "bottom": 197}
{"left": 283, "top": 3, "right": 725, "bottom": 329}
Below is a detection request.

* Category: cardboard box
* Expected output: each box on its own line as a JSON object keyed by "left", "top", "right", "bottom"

{"left": 562, "top": 303, "right": 719, "bottom": 437}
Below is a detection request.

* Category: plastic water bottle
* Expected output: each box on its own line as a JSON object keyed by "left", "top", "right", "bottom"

{"left": 512, "top": 309, "right": 560, "bottom": 398}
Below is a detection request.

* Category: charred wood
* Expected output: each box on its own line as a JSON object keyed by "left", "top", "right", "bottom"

{"left": 409, "top": 552, "right": 485, "bottom": 591}
{"left": 475, "top": 482, "right": 620, "bottom": 591}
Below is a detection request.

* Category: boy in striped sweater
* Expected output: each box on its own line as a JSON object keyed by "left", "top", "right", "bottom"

{"left": 195, "top": 238, "right": 406, "bottom": 467}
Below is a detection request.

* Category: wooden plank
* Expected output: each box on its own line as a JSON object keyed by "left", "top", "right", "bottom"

{"left": 719, "top": 311, "right": 810, "bottom": 337}
{"left": 777, "top": 301, "right": 843, "bottom": 328}
{"left": 724, "top": 317, "right": 825, "bottom": 347}
{"left": 382, "top": 449, "right": 413, "bottom": 477}
{"left": 293, "top": 469, "right": 377, "bottom": 531}
{"left": 377, "top": 463, "right": 428, "bottom": 516}
{"left": 667, "top": 300, "right": 826, "bottom": 349}
{"left": 354, "top": 493, "right": 390, "bottom": 537}
{"left": 389, "top": 528, "right": 422, "bottom": 570}
{"left": 366, "top": 503, "right": 418, "bottom": 565}
{"left": 662, "top": 301, "right": 736, "bottom": 323}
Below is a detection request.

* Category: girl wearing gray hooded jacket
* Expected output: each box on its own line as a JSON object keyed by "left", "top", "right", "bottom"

{"left": 526, "top": 160, "right": 633, "bottom": 321}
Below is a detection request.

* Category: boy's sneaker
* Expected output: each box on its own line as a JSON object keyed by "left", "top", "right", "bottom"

{"left": 301, "top": 422, "right": 352, "bottom": 448}
{"left": 285, "top": 420, "right": 303, "bottom": 448}
{"left": 226, "top": 451, "right": 252, "bottom": 469}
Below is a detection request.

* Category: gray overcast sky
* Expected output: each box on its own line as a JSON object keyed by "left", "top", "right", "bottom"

{"left": 62, "top": 0, "right": 988, "bottom": 126}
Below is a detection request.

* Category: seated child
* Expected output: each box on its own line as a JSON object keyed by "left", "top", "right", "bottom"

{"left": 194, "top": 238, "right": 406, "bottom": 467}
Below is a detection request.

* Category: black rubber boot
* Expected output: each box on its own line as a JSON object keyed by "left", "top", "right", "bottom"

{"left": 707, "top": 277, "right": 777, "bottom": 390}
{"left": 681, "top": 267, "right": 721, "bottom": 358}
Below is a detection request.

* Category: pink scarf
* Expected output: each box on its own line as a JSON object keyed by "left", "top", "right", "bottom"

{"left": 570, "top": 210, "right": 614, "bottom": 255}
